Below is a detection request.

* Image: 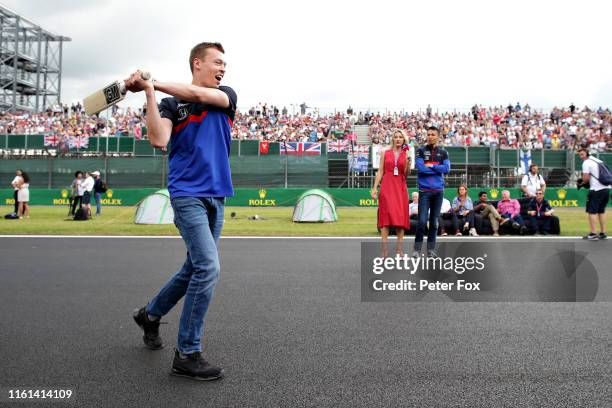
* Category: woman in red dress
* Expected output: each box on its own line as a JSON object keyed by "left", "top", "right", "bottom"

{"left": 371, "top": 129, "right": 411, "bottom": 257}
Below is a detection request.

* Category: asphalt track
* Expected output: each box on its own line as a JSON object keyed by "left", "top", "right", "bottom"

{"left": 1, "top": 237, "right": 611, "bottom": 407}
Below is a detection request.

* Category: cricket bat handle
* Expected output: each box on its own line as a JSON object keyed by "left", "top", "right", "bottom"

{"left": 119, "top": 71, "right": 151, "bottom": 94}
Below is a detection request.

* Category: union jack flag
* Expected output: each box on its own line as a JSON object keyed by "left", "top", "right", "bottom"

{"left": 279, "top": 142, "right": 321, "bottom": 155}
{"left": 44, "top": 134, "right": 59, "bottom": 147}
{"left": 68, "top": 136, "right": 89, "bottom": 149}
{"left": 327, "top": 139, "right": 349, "bottom": 153}
{"left": 351, "top": 144, "right": 370, "bottom": 155}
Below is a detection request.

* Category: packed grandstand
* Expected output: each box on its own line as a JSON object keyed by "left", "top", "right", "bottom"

{"left": 0, "top": 102, "right": 610, "bottom": 153}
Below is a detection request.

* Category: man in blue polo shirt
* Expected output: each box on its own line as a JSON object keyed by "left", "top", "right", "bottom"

{"left": 413, "top": 126, "right": 450, "bottom": 258}
{"left": 126, "top": 42, "right": 235, "bottom": 381}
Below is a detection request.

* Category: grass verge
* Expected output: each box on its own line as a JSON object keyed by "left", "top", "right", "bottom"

{"left": 0, "top": 205, "right": 591, "bottom": 236}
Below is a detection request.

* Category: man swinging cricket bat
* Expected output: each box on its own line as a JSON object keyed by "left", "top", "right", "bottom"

{"left": 83, "top": 71, "right": 151, "bottom": 115}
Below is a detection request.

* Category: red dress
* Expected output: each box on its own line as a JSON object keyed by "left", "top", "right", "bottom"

{"left": 377, "top": 149, "right": 410, "bottom": 229}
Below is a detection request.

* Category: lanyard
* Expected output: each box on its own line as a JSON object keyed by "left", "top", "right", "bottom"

{"left": 393, "top": 150, "right": 401, "bottom": 176}
{"left": 393, "top": 150, "right": 400, "bottom": 168}
{"left": 535, "top": 201, "right": 543, "bottom": 214}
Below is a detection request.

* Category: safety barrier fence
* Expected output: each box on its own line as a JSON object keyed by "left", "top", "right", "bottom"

{"left": 0, "top": 187, "right": 603, "bottom": 208}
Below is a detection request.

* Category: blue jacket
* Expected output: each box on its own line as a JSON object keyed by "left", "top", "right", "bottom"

{"left": 415, "top": 145, "right": 450, "bottom": 191}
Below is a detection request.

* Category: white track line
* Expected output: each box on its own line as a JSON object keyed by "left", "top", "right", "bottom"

{"left": 0, "top": 235, "right": 587, "bottom": 240}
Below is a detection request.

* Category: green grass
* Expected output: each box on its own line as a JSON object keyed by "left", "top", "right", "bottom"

{"left": 0, "top": 205, "right": 591, "bottom": 236}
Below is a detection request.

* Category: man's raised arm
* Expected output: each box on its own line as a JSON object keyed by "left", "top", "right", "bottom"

{"left": 153, "top": 82, "right": 229, "bottom": 108}
{"left": 144, "top": 87, "right": 173, "bottom": 149}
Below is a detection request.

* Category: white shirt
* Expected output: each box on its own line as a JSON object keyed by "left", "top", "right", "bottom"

{"left": 410, "top": 199, "right": 450, "bottom": 215}
{"left": 81, "top": 176, "right": 95, "bottom": 193}
{"left": 440, "top": 198, "right": 451, "bottom": 213}
{"left": 582, "top": 157, "right": 611, "bottom": 191}
{"left": 75, "top": 179, "right": 85, "bottom": 196}
{"left": 11, "top": 175, "right": 22, "bottom": 190}
{"left": 409, "top": 202, "right": 418, "bottom": 215}
{"left": 521, "top": 173, "right": 545, "bottom": 196}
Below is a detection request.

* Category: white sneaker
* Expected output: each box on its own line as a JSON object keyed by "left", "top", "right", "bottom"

{"left": 469, "top": 228, "right": 479, "bottom": 237}
{"left": 463, "top": 222, "right": 469, "bottom": 231}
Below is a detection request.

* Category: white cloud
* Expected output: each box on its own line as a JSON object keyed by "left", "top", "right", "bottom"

{"left": 3, "top": 0, "right": 611, "bottom": 112}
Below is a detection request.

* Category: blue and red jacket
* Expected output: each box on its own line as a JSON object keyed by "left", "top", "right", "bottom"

{"left": 415, "top": 144, "right": 450, "bottom": 192}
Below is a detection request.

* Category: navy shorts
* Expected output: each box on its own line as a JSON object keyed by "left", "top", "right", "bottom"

{"left": 82, "top": 191, "right": 91, "bottom": 205}
{"left": 586, "top": 189, "right": 610, "bottom": 214}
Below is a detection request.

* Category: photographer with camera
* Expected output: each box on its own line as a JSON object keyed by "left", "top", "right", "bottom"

{"left": 578, "top": 148, "right": 611, "bottom": 240}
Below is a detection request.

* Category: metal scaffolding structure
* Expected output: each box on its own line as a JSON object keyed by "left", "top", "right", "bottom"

{"left": 0, "top": 5, "right": 70, "bottom": 113}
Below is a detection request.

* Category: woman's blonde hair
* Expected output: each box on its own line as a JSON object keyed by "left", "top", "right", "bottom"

{"left": 388, "top": 128, "right": 409, "bottom": 148}
{"left": 457, "top": 184, "right": 468, "bottom": 203}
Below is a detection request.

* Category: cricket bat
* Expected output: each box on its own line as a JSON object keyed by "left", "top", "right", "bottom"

{"left": 83, "top": 71, "right": 151, "bottom": 115}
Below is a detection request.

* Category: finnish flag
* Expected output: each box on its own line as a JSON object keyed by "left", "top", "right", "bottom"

{"left": 519, "top": 149, "right": 532, "bottom": 175}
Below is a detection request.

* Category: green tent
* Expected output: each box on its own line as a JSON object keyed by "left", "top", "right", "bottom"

{"left": 134, "top": 189, "right": 174, "bottom": 224}
{"left": 292, "top": 189, "right": 338, "bottom": 222}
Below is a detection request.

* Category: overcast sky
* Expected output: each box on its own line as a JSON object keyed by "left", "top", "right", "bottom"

{"left": 3, "top": 0, "right": 612, "bottom": 113}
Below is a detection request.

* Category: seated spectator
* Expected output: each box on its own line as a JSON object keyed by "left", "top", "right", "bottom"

{"left": 439, "top": 197, "right": 460, "bottom": 236}
{"left": 497, "top": 190, "right": 528, "bottom": 234}
{"left": 409, "top": 192, "right": 419, "bottom": 219}
{"left": 527, "top": 190, "right": 554, "bottom": 235}
{"left": 473, "top": 191, "right": 508, "bottom": 236}
{"left": 452, "top": 185, "right": 479, "bottom": 236}
{"left": 521, "top": 163, "right": 546, "bottom": 198}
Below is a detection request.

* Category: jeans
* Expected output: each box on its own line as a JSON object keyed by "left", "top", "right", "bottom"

{"left": 94, "top": 192, "right": 102, "bottom": 215}
{"left": 415, "top": 191, "right": 443, "bottom": 251}
{"left": 146, "top": 196, "right": 225, "bottom": 354}
{"left": 501, "top": 213, "right": 525, "bottom": 227}
{"left": 457, "top": 210, "right": 476, "bottom": 230}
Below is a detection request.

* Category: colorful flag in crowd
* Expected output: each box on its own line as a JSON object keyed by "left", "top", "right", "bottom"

{"left": 68, "top": 136, "right": 89, "bottom": 149}
{"left": 349, "top": 144, "right": 370, "bottom": 172}
{"left": 279, "top": 142, "right": 322, "bottom": 155}
{"left": 44, "top": 134, "right": 59, "bottom": 147}
{"left": 303, "top": 142, "right": 322, "bottom": 155}
{"left": 327, "top": 139, "right": 350, "bottom": 153}
{"left": 519, "top": 149, "right": 531, "bottom": 175}
{"left": 259, "top": 140, "right": 270, "bottom": 155}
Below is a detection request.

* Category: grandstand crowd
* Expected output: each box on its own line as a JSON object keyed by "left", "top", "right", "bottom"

{"left": 0, "top": 102, "right": 610, "bottom": 152}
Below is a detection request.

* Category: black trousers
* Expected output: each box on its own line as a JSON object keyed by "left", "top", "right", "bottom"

{"left": 13, "top": 190, "right": 18, "bottom": 213}
{"left": 529, "top": 215, "right": 552, "bottom": 233}
{"left": 439, "top": 212, "right": 459, "bottom": 234}
{"left": 71, "top": 196, "right": 83, "bottom": 215}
